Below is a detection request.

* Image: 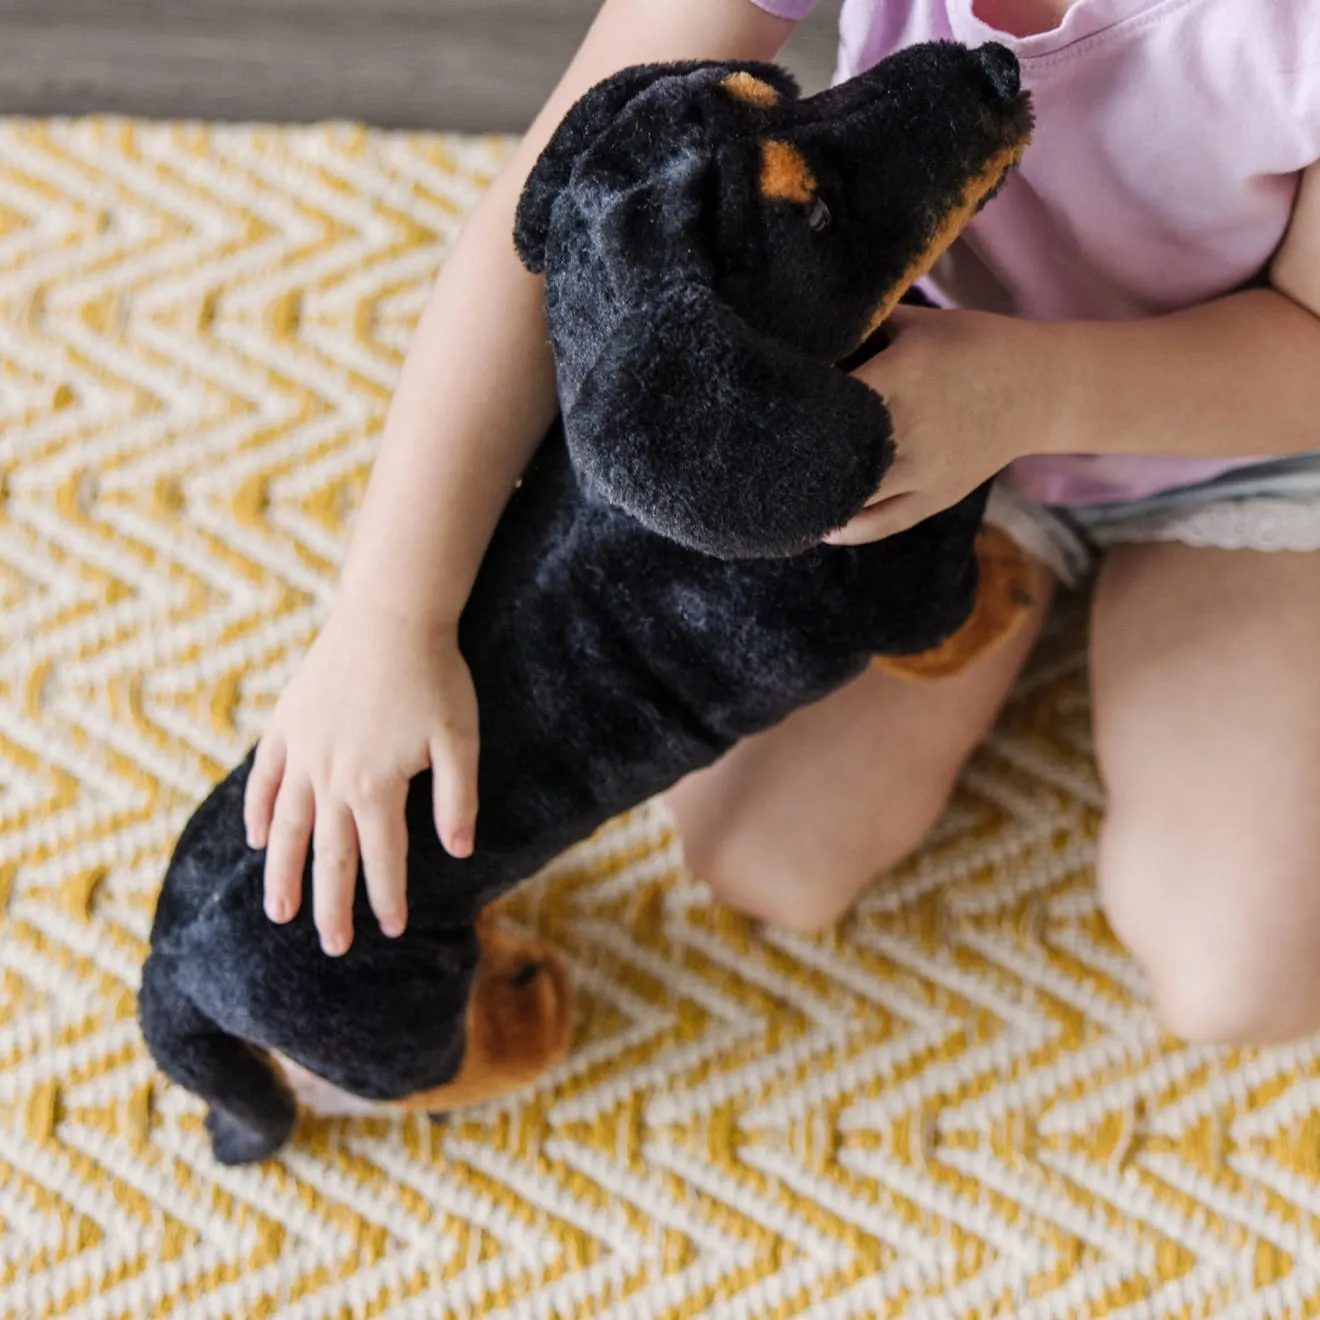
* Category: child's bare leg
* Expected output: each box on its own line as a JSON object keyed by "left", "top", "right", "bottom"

{"left": 668, "top": 559, "right": 1055, "bottom": 931}
{"left": 1092, "top": 542, "right": 1320, "bottom": 1045}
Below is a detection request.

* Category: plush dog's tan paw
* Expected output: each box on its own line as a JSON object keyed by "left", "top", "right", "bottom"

{"left": 404, "top": 918, "right": 573, "bottom": 1114}
{"left": 876, "top": 524, "right": 1038, "bottom": 682}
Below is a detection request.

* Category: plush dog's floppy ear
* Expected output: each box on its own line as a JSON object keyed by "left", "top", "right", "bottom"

{"left": 565, "top": 276, "right": 895, "bottom": 559}
{"left": 515, "top": 64, "right": 694, "bottom": 274}
{"left": 514, "top": 60, "right": 800, "bottom": 274}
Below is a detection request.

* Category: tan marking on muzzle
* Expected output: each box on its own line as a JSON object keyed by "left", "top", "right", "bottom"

{"left": 760, "top": 139, "right": 816, "bottom": 205}
{"left": 860, "top": 141, "right": 1027, "bottom": 340}
{"left": 723, "top": 72, "right": 780, "bottom": 108}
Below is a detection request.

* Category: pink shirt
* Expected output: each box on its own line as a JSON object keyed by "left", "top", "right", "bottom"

{"left": 749, "top": 0, "right": 1320, "bottom": 506}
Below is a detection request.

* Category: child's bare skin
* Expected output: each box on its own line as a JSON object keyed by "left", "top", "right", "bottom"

{"left": 672, "top": 18, "right": 1320, "bottom": 1047}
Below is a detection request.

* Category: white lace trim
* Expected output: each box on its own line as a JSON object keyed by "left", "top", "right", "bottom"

{"left": 985, "top": 489, "right": 1320, "bottom": 587}
{"left": 1091, "top": 497, "right": 1320, "bottom": 554}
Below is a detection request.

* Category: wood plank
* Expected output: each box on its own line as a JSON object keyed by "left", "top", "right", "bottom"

{"left": 0, "top": 0, "right": 842, "bottom": 129}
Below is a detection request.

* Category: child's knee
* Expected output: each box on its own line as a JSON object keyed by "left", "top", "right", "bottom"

{"left": 696, "top": 849, "right": 882, "bottom": 934}
{"left": 1098, "top": 810, "right": 1320, "bottom": 1046}
{"left": 710, "top": 868, "right": 857, "bottom": 934}
{"left": 677, "top": 785, "right": 949, "bottom": 934}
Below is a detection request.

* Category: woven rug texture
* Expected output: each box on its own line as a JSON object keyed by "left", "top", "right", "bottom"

{"left": 0, "top": 118, "right": 1317, "bottom": 1319}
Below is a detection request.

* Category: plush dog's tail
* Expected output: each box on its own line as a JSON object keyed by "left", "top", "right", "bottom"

{"left": 138, "top": 956, "right": 296, "bottom": 1166}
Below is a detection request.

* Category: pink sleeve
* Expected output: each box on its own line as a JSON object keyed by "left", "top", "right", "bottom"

{"left": 745, "top": 0, "right": 818, "bottom": 18}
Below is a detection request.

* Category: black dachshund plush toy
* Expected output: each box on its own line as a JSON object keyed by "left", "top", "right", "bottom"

{"left": 140, "top": 41, "right": 1036, "bottom": 1164}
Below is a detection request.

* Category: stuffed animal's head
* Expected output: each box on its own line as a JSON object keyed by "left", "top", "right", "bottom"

{"left": 514, "top": 43, "right": 1032, "bottom": 558}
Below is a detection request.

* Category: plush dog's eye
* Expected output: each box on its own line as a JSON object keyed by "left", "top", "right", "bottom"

{"left": 807, "top": 197, "right": 831, "bottom": 232}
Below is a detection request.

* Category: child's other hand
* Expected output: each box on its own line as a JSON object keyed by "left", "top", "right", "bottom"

{"left": 243, "top": 604, "right": 479, "bottom": 956}
{"left": 825, "top": 306, "right": 1073, "bottom": 545}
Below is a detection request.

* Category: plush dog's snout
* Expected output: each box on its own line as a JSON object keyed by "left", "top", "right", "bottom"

{"left": 974, "top": 43, "right": 1020, "bottom": 102}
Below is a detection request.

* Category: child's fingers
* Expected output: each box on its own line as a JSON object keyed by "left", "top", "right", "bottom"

{"left": 823, "top": 492, "right": 922, "bottom": 546}
{"left": 879, "top": 304, "right": 934, "bottom": 341}
{"left": 263, "top": 775, "right": 314, "bottom": 924}
{"left": 431, "top": 736, "right": 478, "bottom": 859}
{"left": 312, "top": 801, "right": 360, "bottom": 957}
{"left": 356, "top": 792, "right": 409, "bottom": 938}
{"left": 245, "top": 736, "right": 286, "bottom": 850}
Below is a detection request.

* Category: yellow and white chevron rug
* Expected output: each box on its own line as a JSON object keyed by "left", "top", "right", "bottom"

{"left": 1, "top": 117, "right": 1317, "bottom": 1319}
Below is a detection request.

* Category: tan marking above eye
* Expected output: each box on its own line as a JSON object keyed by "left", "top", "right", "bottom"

{"left": 723, "top": 72, "right": 780, "bottom": 108}
{"left": 760, "top": 139, "right": 816, "bottom": 205}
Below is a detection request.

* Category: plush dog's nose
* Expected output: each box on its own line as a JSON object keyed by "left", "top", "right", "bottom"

{"left": 975, "top": 43, "right": 1021, "bottom": 102}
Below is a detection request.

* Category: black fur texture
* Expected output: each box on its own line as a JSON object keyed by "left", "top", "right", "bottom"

{"left": 140, "top": 42, "right": 1032, "bottom": 1164}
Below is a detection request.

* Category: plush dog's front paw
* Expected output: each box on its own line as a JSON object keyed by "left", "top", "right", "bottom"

{"left": 205, "top": 1101, "right": 295, "bottom": 1166}
{"left": 405, "top": 918, "right": 573, "bottom": 1115}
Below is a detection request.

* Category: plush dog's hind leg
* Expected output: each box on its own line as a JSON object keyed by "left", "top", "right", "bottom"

{"left": 876, "top": 525, "right": 1042, "bottom": 681}
{"left": 402, "top": 916, "right": 574, "bottom": 1115}
{"left": 139, "top": 965, "right": 296, "bottom": 1165}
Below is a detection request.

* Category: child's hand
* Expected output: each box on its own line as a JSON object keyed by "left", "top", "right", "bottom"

{"left": 243, "top": 604, "right": 479, "bottom": 956}
{"left": 826, "top": 305, "right": 1075, "bottom": 545}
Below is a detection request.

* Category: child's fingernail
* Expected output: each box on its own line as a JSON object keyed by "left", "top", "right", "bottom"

{"left": 381, "top": 917, "right": 405, "bottom": 938}
{"left": 451, "top": 831, "right": 472, "bottom": 857}
{"left": 266, "top": 899, "right": 290, "bottom": 923}
{"left": 321, "top": 933, "right": 349, "bottom": 957}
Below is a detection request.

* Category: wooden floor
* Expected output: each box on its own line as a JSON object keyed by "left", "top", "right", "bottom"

{"left": 0, "top": 0, "right": 842, "bottom": 129}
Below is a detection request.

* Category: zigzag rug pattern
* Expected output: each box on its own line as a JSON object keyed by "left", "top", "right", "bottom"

{"left": 0, "top": 118, "right": 1317, "bottom": 1319}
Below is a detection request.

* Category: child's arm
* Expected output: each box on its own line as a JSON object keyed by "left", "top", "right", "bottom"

{"left": 830, "top": 162, "right": 1320, "bottom": 545}
{"left": 245, "top": 0, "right": 798, "bottom": 956}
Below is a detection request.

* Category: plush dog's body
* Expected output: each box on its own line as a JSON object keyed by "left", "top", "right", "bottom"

{"left": 141, "top": 42, "right": 1033, "bottom": 1165}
